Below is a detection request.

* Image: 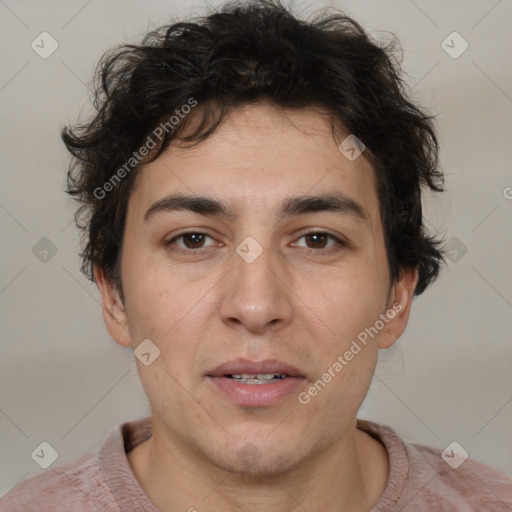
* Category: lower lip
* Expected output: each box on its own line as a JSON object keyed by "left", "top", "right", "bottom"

{"left": 206, "top": 376, "right": 305, "bottom": 407}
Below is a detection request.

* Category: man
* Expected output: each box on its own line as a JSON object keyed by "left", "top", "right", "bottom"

{"left": 2, "top": 0, "right": 511, "bottom": 510}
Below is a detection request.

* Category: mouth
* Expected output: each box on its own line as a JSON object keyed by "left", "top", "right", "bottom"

{"left": 224, "top": 373, "right": 289, "bottom": 384}
{"left": 205, "top": 358, "right": 306, "bottom": 406}
{"left": 206, "top": 357, "right": 305, "bottom": 379}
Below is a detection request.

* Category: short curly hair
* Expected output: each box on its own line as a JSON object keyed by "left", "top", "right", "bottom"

{"left": 62, "top": 0, "right": 446, "bottom": 300}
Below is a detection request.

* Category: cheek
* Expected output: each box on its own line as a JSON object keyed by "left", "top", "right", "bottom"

{"left": 124, "top": 275, "right": 212, "bottom": 377}
{"left": 136, "top": 358, "right": 205, "bottom": 429}
{"left": 297, "top": 347, "right": 378, "bottom": 435}
{"left": 292, "top": 269, "right": 385, "bottom": 412}
{"left": 122, "top": 253, "right": 187, "bottom": 337}
{"left": 301, "top": 262, "right": 388, "bottom": 344}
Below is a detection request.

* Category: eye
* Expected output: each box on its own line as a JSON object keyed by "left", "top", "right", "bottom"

{"left": 292, "top": 231, "right": 346, "bottom": 253}
{"left": 166, "top": 231, "right": 218, "bottom": 253}
{"left": 165, "top": 230, "right": 346, "bottom": 256}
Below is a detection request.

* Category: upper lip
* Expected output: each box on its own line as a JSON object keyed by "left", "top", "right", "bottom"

{"left": 206, "top": 358, "right": 305, "bottom": 377}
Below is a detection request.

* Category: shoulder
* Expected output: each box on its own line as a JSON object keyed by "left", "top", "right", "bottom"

{"left": 0, "top": 417, "right": 153, "bottom": 512}
{"left": 406, "top": 441, "right": 512, "bottom": 509}
{"left": 0, "top": 453, "right": 118, "bottom": 512}
{"left": 357, "top": 418, "right": 512, "bottom": 511}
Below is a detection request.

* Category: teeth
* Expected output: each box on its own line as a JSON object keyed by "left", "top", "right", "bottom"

{"left": 228, "top": 373, "right": 287, "bottom": 383}
{"left": 229, "top": 373, "right": 286, "bottom": 379}
{"left": 257, "top": 373, "right": 281, "bottom": 380}
{"left": 235, "top": 377, "right": 283, "bottom": 384}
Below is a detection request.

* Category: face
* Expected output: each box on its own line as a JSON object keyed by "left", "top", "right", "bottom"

{"left": 96, "top": 102, "right": 417, "bottom": 476}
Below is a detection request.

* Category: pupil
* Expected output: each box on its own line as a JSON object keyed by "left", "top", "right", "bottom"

{"left": 182, "top": 233, "right": 327, "bottom": 250}
{"left": 184, "top": 233, "right": 204, "bottom": 248}
{"left": 307, "top": 233, "right": 327, "bottom": 249}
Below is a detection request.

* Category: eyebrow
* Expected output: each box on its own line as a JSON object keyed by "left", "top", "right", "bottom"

{"left": 144, "top": 191, "right": 370, "bottom": 224}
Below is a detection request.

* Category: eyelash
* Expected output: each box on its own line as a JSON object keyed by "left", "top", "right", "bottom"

{"left": 165, "top": 230, "right": 347, "bottom": 257}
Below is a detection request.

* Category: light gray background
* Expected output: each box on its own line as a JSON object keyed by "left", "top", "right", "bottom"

{"left": 1, "top": 0, "right": 511, "bottom": 497}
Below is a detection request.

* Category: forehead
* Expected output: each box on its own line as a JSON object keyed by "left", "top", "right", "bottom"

{"left": 128, "top": 102, "right": 380, "bottom": 225}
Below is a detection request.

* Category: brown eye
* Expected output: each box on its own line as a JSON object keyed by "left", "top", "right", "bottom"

{"left": 180, "top": 232, "right": 207, "bottom": 249}
{"left": 293, "top": 231, "right": 345, "bottom": 253}
{"left": 166, "top": 232, "right": 217, "bottom": 252}
{"left": 165, "top": 230, "right": 346, "bottom": 256}
{"left": 303, "top": 232, "right": 329, "bottom": 249}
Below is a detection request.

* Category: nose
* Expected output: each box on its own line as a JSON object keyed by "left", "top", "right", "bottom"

{"left": 218, "top": 242, "right": 294, "bottom": 335}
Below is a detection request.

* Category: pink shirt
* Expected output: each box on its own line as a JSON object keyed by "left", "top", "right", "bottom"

{"left": 2, "top": 417, "right": 511, "bottom": 511}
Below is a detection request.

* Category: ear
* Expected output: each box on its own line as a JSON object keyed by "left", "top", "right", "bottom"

{"left": 378, "top": 267, "right": 419, "bottom": 349}
{"left": 94, "top": 266, "right": 132, "bottom": 348}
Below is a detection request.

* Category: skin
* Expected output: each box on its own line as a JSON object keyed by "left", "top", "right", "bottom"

{"left": 96, "top": 101, "right": 418, "bottom": 512}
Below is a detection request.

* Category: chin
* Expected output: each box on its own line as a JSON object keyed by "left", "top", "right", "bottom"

{"left": 205, "top": 435, "right": 308, "bottom": 478}
{"left": 215, "top": 449, "right": 303, "bottom": 478}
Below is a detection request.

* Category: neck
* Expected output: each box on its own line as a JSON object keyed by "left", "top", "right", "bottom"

{"left": 127, "top": 417, "right": 389, "bottom": 512}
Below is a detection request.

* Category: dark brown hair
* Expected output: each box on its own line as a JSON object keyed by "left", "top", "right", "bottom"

{"left": 62, "top": 0, "right": 446, "bottom": 299}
